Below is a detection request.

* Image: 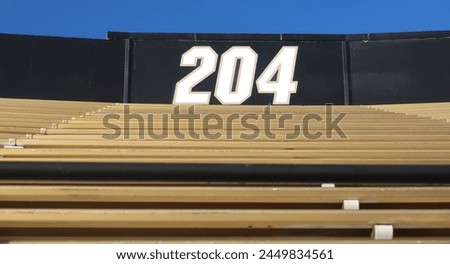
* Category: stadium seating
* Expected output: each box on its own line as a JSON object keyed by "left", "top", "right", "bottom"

{"left": 1, "top": 98, "right": 449, "bottom": 243}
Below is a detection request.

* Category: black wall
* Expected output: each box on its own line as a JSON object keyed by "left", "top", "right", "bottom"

{"left": 349, "top": 37, "right": 450, "bottom": 104}
{"left": 0, "top": 33, "right": 125, "bottom": 102}
{"left": 130, "top": 39, "right": 346, "bottom": 105}
{"left": 1, "top": 31, "right": 450, "bottom": 105}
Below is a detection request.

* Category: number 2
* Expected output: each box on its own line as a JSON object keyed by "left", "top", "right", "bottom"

{"left": 173, "top": 46, "right": 218, "bottom": 104}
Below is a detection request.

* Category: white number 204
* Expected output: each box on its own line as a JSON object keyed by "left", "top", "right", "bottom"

{"left": 173, "top": 46, "right": 298, "bottom": 105}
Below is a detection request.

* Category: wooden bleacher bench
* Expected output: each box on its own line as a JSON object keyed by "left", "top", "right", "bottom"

{"left": 0, "top": 98, "right": 450, "bottom": 243}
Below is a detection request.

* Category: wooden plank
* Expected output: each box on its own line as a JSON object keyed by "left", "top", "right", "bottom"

{"left": 4, "top": 237, "right": 450, "bottom": 244}
{"left": 55, "top": 123, "right": 450, "bottom": 130}
{"left": 0, "top": 209, "right": 449, "bottom": 228}
{"left": 45, "top": 130, "right": 450, "bottom": 137}
{"left": 1, "top": 186, "right": 450, "bottom": 203}
{"left": 29, "top": 133, "right": 450, "bottom": 141}
{"left": 16, "top": 139, "right": 450, "bottom": 150}
{"left": 369, "top": 104, "right": 450, "bottom": 120}
{"left": 0, "top": 126, "right": 42, "bottom": 134}
{"left": 0, "top": 97, "right": 113, "bottom": 105}
{"left": 2, "top": 157, "right": 450, "bottom": 165}
{"left": 1, "top": 148, "right": 450, "bottom": 160}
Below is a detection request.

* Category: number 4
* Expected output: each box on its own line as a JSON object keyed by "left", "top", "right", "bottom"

{"left": 256, "top": 46, "right": 298, "bottom": 104}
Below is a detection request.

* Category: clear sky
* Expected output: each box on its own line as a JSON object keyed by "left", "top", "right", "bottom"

{"left": 1, "top": 0, "right": 450, "bottom": 39}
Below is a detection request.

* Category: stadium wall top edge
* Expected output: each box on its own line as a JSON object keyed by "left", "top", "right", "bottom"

{"left": 107, "top": 30, "right": 450, "bottom": 42}
{"left": 2, "top": 30, "right": 450, "bottom": 42}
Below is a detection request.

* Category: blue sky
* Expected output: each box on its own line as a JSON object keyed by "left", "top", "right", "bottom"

{"left": 1, "top": 0, "right": 450, "bottom": 39}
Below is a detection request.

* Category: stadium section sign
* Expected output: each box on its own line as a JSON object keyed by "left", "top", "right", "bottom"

{"left": 125, "top": 35, "right": 347, "bottom": 105}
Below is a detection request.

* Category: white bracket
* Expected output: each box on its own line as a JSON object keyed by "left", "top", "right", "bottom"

{"left": 3, "top": 138, "right": 23, "bottom": 149}
{"left": 40, "top": 128, "right": 47, "bottom": 135}
{"left": 371, "top": 225, "right": 394, "bottom": 240}
{"left": 342, "top": 199, "right": 360, "bottom": 211}
{"left": 321, "top": 183, "right": 335, "bottom": 188}
{"left": 4, "top": 145, "right": 23, "bottom": 149}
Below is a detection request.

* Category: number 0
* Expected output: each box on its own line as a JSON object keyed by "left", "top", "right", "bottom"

{"left": 214, "top": 47, "right": 258, "bottom": 104}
